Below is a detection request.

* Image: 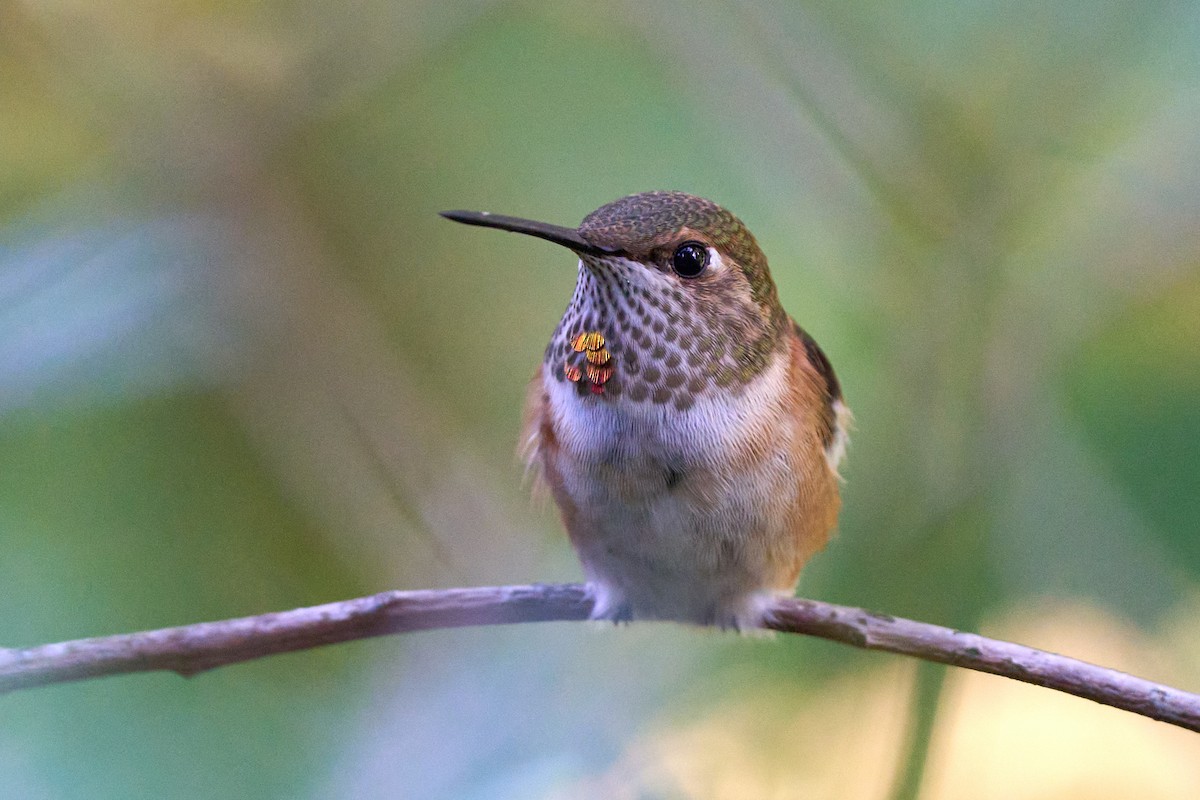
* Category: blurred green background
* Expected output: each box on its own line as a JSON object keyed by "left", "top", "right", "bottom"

{"left": 3, "top": 1, "right": 1200, "bottom": 798}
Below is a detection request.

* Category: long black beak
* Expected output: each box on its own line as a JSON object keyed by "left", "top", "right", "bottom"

{"left": 440, "top": 210, "right": 617, "bottom": 257}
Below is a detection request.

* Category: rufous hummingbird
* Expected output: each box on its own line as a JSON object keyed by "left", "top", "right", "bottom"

{"left": 442, "top": 192, "right": 849, "bottom": 628}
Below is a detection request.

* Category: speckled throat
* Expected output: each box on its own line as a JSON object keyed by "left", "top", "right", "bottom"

{"left": 545, "top": 254, "right": 788, "bottom": 412}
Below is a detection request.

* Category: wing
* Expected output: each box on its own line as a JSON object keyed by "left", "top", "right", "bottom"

{"left": 518, "top": 364, "right": 552, "bottom": 500}
{"left": 791, "top": 321, "right": 851, "bottom": 472}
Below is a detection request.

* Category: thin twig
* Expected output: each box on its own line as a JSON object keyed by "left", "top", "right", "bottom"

{"left": 1, "top": 584, "right": 1196, "bottom": 733}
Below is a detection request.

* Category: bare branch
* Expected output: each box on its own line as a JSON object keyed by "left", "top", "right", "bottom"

{"left": 0, "top": 584, "right": 592, "bottom": 691}
{"left": 763, "top": 600, "right": 1200, "bottom": 732}
{"left": 1, "top": 584, "right": 1197, "bottom": 733}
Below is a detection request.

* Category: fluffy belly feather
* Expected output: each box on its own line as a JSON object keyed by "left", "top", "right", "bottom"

{"left": 537, "top": 354, "right": 818, "bottom": 627}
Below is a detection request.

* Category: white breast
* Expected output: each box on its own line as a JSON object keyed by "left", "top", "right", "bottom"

{"left": 540, "top": 353, "right": 806, "bottom": 626}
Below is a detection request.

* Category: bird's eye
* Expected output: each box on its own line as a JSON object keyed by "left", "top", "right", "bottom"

{"left": 671, "top": 242, "right": 709, "bottom": 278}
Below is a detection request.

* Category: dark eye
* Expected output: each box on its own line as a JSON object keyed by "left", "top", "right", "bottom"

{"left": 671, "top": 242, "right": 709, "bottom": 278}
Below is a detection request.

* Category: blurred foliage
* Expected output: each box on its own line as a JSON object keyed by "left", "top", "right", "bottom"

{"left": 2, "top": 1, "right": 1199, "bottom": 798}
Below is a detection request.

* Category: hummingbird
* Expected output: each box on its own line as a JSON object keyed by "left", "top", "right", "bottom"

{"left": 442, "top": 191, "right": 849, "bottom": 628}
